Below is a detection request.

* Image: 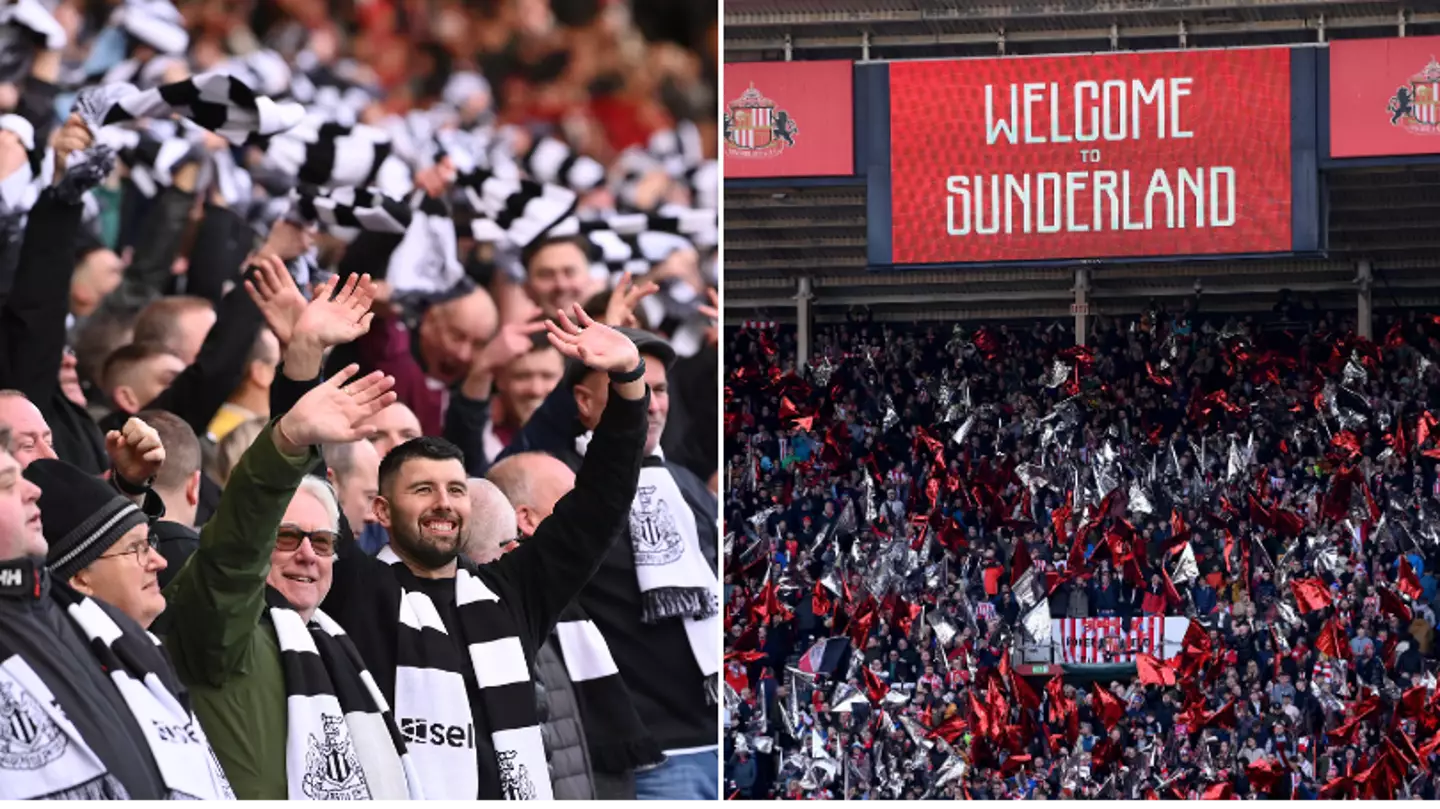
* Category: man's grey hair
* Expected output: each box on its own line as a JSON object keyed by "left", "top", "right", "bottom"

{"left": 294, "top": 475, "right": 341, "bottom": 532}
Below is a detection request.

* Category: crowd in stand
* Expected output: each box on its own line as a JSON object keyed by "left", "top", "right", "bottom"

{"left": 723, "top": 302, "right": 1440, "bottom": 800}
{"left": 0, "top": 0, "right": 717, "bottom": 800}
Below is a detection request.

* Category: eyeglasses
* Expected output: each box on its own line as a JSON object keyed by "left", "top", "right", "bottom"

{"left": 97, "top": 534, "right": 160, "bottom": 564}
{"left": 275, "top": 525, "right": 338, "bottom": 557}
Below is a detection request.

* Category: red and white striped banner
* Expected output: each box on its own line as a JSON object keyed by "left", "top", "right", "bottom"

{"left": 1018, "top": 617, "right": 1190, "bottom": 665}
{"left": 1057, "top": 617, "right": 1165, "bottom": 664}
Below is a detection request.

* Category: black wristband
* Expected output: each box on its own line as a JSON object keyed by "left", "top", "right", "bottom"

{"left": 112, "top": 469, "right": 153, "bottom": 495}
{"left": 609, "top": 357, "right": 646, "bottom": 384}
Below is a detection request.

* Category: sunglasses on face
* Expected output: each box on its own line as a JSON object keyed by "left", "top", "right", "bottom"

{"left": 275, "top": 525, "right": 338, "bottom": 557}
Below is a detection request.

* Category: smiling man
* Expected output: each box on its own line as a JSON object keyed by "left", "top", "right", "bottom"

{"left": 161, "top": 267, "right": 424, "bottom": 800}
{"left": 25, "top": 458, "right": 166, "bottom": 628}
{"left": 0, "top": 433, "right": 233, "bottom": 800}
{"left": 318, "top": 306, "right": 651, "bottom": 800}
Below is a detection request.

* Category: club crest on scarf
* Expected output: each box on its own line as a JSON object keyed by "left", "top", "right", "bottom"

{"left": 498, "top": 749, "right": 537, "bottom": 800}
{"left": 630, "top": 485, "right": 683, "bottom": 566}
{"left": 302, "top": 714, "right": 369, "bottom": 799}
{"left": 0, "top": 682, "right": 65, "bottom": 770}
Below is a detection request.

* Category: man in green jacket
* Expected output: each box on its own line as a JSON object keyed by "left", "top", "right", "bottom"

{"left": 163, "top": 270, "right": 423, "bottom": 799}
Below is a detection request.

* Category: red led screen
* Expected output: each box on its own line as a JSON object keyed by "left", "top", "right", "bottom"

{"left": 889, "top": 49, "right": 1293, "bottom": 264}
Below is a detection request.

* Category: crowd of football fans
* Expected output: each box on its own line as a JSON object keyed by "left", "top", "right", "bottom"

{"left": 723, "top": 300, "right": 1440, "bottom": 800}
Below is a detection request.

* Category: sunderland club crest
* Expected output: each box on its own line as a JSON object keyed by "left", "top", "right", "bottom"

{"left": 1388, "top": 56, "right": 1440, "bottom": 135}
{"left": 725, "top": 84, "right": 798, "bottom": 159}
{"left": 0, "top": 682, "right": 65, "bottom": 770}
{"left": 630, "top": 485, "right": 683, "bottom": 566}
{"left": 301, "top": 715, "right": 369, "bottom": 799}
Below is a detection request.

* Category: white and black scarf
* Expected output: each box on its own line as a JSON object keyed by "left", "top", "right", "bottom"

{"left": 552, "top": 605, "right": 663, "bottom": 773}
{"left": 74, "top": 71, "right": 304, "bottom": 147}
{"left": 289, "top": 184, "right": 412, "bottom": 235}
{"left": 0, "top": 588, "right": 233, "bottom": 800}
{"left": 377, "top": 546, "right": 552, "bottom": 800}
{"left": 267, "top": 591, "right": 424, "bottom": 800}
{"left": 573, "top": 439, "right": 721, "bottom": 704}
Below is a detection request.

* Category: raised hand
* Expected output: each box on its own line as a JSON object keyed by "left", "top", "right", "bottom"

{"left": 243, "top": 253, "right": 307, "bottom": 345}
{"left": 106, "top": 417, "right": 165, "bottom": 486}
{"left": 603, "top": 272, "right": 661, "bottom": 329}
{"left": 476, "top": 320, "right": 548, "bottom": 374}
{"left": 699, "top": 287, "right": 718, "bottom": 346}
{"left": 544, "top": 304, "right": 640, "bottom": 374}
{"left": 292, "top": 273, "right": 378, "bottom": 349}
{"left": 50, "top": 114, "right": 93, "bottom": 181}
{"left": 274, "top": 365, "right": 397, "bottom": 453}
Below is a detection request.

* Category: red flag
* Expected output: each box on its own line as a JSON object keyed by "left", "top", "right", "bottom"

{"left": 1377, "top": 587, "right": 1413, "bottom": 623}
{"left": 1136, "top": 653, "right": 1177, "bottom": 687}
{"left": 1160, "top": 566, "right": 1182, "bottom": 607}
{"left": 1175, "top": 621, "right": 1214, "bottom": 680}
{"left": 1399, "top": 557, "right": 1424, "bottom": 600}
{"left": 1419, "top": 410, "right": 1439, "bottom": 449}
{"left": 1051, "top": 498, "right": 1073, "bottom": 548}
{"left": 1165, "top": 508, "right": 1192, "bottom": 554}
{"left": 1315, "top": 616, "right": 1352, "bottom": 660}
{"left": 968, "top": 691, "right": 992, "bottom": 738}
{"left": 1090, "top": 683, "right": 1126, "bottom": 730}
{"left": 847, "top": 598, "right": 876, "bottom": 649}
{"left": 1010, "top": 671, "right": 1042, "bottom": 712}
{"left": 1400, "top": 685, "right": 1429, "bottom": 718}
{"left": 986, "top": 679, "right": 1009, "bottom": 738}
{"left": 724, "top": 658, "right": 751, "bottom": 694}
{"left": 779, "top": 396, "right": 800, "bottom": 421}
{"left": 926, "top": 715, "right": 968, "bottom": 743}
{"left": 862, "top": 665, "right": 887, "bottom": 704}
{"left": 1203, "top": 699, "right": 1237, "bottom": 730}
{"left": 812, "top": 581, "right": 833, "bottom": 617}
{"left": 1320, "top": 775, "right": 1357, "bottom": 800}
{"left": 1290, "top": 578, "right": 1333, "bottom": 614}
{"left": 1201, "top": 782, "right": 1234, "bottom": 800}
{"left": 1247, "top": 758, "right": 1282, "bottom": 794}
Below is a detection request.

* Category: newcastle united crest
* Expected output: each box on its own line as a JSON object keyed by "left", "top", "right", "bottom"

{"left": 631, "top": 486, "right": 683, "bottom": 566}
{"left": 1387, "top": 56, "right": 1440, "bottom": 135}
{"left": 498, "top": 750, "right": 537, "bottom": 800}
{"left": 302, "top": 715, "right": 369, "bottom": 799}
{"left": 0, "top": 682, "right": 65, "bottom": 770}
{"left": 725, "top": 84, "right": 798, "bottom": 160}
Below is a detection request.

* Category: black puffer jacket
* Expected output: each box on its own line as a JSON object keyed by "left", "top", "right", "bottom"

{"left": 534, "top": 636, "right": 595, "bottom": 799}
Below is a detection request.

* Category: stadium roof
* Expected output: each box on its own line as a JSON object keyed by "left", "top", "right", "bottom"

{"left": 723, "top": 2, "right": 1440, "bottom": 324}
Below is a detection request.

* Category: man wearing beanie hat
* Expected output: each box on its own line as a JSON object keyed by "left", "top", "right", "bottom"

{"left": 0, "top": 429, "right": 233, "bottom": 800}
{"left": 500, "top": 325, "right": 720, "bottom": 800}
{"left": 25, "top": 456, "right": 165, "bottom": 628}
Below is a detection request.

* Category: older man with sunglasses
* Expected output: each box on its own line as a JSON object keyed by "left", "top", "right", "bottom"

{"left": 162, "top": 272, "right": 428, "bottom": 800}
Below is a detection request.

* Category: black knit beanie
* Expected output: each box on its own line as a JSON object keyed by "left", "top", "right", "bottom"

{"left": 24, "top": 459, "right": 148, "bottom": 580}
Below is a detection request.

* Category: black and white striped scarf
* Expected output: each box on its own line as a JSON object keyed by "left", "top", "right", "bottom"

{"left": 522, "top": 135, "right": 605, "bottom": 193}
{"left": 288, "top": 185, "right": 412, "bottom": 235}
{"left": 265, "top": 590, "right": 424, "bottom": 800}
{"left": 74, "top": 71, "right": 305, "bottom": 146}
{"left": 377, "top": 545, "right": 551, "bottom": 800}
{"left": 255, "top": 119, "right": 407, "bottom": 193}
{"left": 552, "top": 604, "right": 663, "bottom": 774}
{"left": 461, "top": 169, "right": 577, "bottom": 250}
{"left": 0, "top": 586, "right": 234, "bottom": 800}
